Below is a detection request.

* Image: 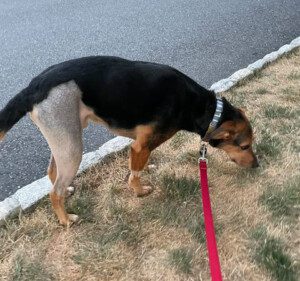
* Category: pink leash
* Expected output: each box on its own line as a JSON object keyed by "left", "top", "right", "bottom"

{"left": 199, "top": 144, "right": 223, "bottom": 281}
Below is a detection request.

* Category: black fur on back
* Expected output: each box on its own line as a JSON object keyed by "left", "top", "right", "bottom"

{"left": 0, "top": 56, "right": 240, "bottom": 138}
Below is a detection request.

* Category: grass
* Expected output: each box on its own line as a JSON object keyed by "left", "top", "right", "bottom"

{"left": 170, "top": 131, "right": 189, "bottom": 149}
{"left": 256, "top": 87, "right": 268, "bottom": 95}
{"left": 251, "top": 227, "right": 297, "bottom": 281}
{"left": 287, "top": 71, "right": 300, "bottom": 80}
{"left": 264, "top": 105, "right": 296, "bottom": 119}
{"left": 168, "top": 248, "right": 193, "bottom": 274}
{"left": 66, "top": 191, "right": 96, "bottom": 222}
{"left": 161, "top": 174, "right": 199, "bottom": 200}
{"left": 260, "top": 176, "right": 300, "bottom": 219}
{"left": 0, "top": 48, "right": 299, "bottom": 281}
{"left": 12, "top": 256, "right": 54, "bottom": 281}
{"left": 176, "top": 150, "right": 198, "bottom": 164}
{"left": 141, "top": 174, "right": 207, "bottom": 243}
{"left": 255, "top": 129, "right": 281, "bottom": 159}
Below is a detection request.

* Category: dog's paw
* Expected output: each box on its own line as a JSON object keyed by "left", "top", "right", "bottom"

{"left": 68, "top": 213, "right": 79, "bottom": 223}
{"left": 66, "top": 186, "right": 75, "bottom": 197}
{"left": 59, "top": 214, "right": 79, "bottom": 227}
{"left": 135, "top": 186, "right": 153, "bottom": 197}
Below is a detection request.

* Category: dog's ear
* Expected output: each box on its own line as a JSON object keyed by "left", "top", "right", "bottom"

{"left": 208, "top": 121, "right": 235, "bottom": 140}
{"left": 238, "top": 108, "right": 247, "bottom": 116}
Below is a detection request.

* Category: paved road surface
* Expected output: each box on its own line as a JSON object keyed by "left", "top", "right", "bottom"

{"left": 0, "top": 0, "right": 299, "bottom": 201}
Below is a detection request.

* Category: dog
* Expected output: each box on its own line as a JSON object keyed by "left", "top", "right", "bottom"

{"left": 0, "top": 56, "right": 259, "bottom": 226}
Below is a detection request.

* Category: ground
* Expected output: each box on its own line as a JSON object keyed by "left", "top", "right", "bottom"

{"left": 0, "top": 48, "right": 299, "bottom": 281}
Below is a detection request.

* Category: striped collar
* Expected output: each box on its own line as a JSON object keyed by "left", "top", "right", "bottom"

{"left": 202, "top": 96, "right": 223, "bottom": 141}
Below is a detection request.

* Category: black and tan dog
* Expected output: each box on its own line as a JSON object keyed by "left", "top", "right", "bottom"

{"left": 0, "top": 56, "right": 258, "bottom": 225}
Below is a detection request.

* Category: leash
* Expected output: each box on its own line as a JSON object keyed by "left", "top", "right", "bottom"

{"left": 199, "top": 143, "right": 223, "bottom": 281}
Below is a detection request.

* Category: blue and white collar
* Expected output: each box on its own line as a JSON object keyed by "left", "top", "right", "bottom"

{"left": 203, "top": 96, "right": 223, "bottom": 141}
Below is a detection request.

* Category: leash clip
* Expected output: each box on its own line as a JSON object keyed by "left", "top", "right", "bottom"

{"left": 199, "top": 143, "right": 208, "bottom": 163}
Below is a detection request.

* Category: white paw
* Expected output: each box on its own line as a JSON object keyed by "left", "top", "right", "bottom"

{"left": 68, "top": 213, "right": 79, "bottom": 223}
{"left": 66, "top": 186, "right": 75, "bottom": 197}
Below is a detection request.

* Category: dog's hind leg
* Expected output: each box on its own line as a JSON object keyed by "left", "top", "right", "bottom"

{"left": 31, "top": 81, "right": 83, "bottom": 225}
{"left": 48, "top": 154, "right": 57, "bottom": 184}
{"left": 49, "top": 147, "right": 82, "bottom": 226}
{"left": 48, "top": 154, "right": 75, "bottom": 197}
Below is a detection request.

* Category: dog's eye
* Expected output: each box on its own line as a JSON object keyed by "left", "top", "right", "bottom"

{"left": 240, "top": 145, "right": 250, "bottom": 150}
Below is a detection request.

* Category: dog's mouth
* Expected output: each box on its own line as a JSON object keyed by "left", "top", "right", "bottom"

{"left": 230, "top": 157, "right": 259, "bottom": 168}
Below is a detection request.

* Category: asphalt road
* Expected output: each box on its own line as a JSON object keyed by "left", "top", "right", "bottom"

{"left": 0, "top": 0, "right": 299, "bottom": 201}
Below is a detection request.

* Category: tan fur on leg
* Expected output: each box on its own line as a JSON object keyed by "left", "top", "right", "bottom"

{"left": 128, "top": 143, "right": 152, "bottom": 196}
{"left": 50, "top": 192, "right": 79, "bottom": 226}
{"left": 128, "top": 171, "right": 152, "bottom": 196}
{"left": 128, "top": 128, "right": 177, "bottom": 196}
{"left": 48, "top": 155, "right": 57, "bottom": 184}
{"left": 0, "top": 131, "right": 5, "bottom": 140}
{"left": 50, "top": 192, "right": 69, "bottom": 225}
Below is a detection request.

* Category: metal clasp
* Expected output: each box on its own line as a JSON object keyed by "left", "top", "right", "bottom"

{"left": 199, "top": 143, "right": 208, "bottom": 163}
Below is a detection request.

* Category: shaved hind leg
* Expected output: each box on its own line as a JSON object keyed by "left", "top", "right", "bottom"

{"left": 31, "top": 81, "right": 83, "bottom": 225}
{"left": 46, "top": 138, "right": 82, "bottom": 226}
{"left": 48, "top": 155, "right": 75, "bottom": 197}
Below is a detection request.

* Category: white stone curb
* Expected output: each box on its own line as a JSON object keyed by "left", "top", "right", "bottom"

{"left": 0, "top": 36, "right": 299, "bottom": 224}
{"left": 210, "top": 36, "right": 300, "bottom": 93}
{"left": 0, "top": 136, "right": 132, "bottom": 225}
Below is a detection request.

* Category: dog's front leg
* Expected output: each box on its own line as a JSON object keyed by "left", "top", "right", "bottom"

{"left": 128, "top": 141, "right": 152, "bottom": 196}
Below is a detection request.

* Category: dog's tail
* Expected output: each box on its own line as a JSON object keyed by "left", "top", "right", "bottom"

{"left": 0, "top": 83, "right": 40, "bottom": 141}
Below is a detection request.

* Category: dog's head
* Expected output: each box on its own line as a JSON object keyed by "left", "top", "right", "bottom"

{"left": 207, "top": 108, "right": 259, "bottom": 168}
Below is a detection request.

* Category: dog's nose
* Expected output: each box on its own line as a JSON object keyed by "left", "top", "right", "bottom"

{"left": 252, "top": 158, "right": 259, "bottom": 168}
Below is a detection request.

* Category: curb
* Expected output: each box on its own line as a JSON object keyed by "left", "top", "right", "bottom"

{"left": 210, "top": 36, "right": 300, "bottom": 93}
{"left": 1, "top": 36, "right": 299, "bottom": 224}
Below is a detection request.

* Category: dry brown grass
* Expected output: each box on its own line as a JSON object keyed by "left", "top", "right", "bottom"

{"left": 1, "top": 48, "right": 299, "bottom": 281}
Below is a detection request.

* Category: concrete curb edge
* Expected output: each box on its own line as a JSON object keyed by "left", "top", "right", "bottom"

{"left": 210, "top": 36, "right": 300, "bottom": 93}
{"left": 1, "top": 36, "right": 299, "bottom": 224}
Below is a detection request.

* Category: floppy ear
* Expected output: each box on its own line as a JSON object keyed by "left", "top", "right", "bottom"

{"left": 238, "top": 108, "right": 247, "bottom": 117}
{"left": 208, "top": 121, "right": 235, "bottom": 140}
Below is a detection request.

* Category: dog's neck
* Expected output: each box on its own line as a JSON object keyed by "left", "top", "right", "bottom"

{"left": 184, "top": 89, "right": 239, "bottom": 138}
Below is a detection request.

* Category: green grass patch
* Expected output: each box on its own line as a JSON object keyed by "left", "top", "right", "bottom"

{"left": 277, "top": 122, "right": 296, "bottom": 135}
{"left": 282, "top": 87, "right": 297, "bottom": 97}
{"left": 170, "top": 132, "right": 189, "bottom": 149}
{"left": 66, "top": 191, "right": 96, "bottom": 222}
{"left": 235, "top": 167, "right": 261, "bottom": 185}
{"left": 256, "top": 88, "right": 268, "bottom": 95}
{"left": 102, "top": 218, "right": 141, "bottom": 247}
{"left": 250, "top": 227, "right": 296, "bottom": 281}
{"left": 168, "top": 247, "right": 193, "bottom": 274}
{"left": 264, "top": 105, "right": 295, "bottom": 119}
{"left": 255, "top": 129, "right": 281, "bottom": 159}
{"left": 161, "top": 174, "right": 199, "bottom": 200}
{"left": 141, "top": 174, "right": 208, "bottom": 243}
{"left": 107, "top": 192, "right": 141, "bottom": 247}
{"left": 287, "top": 71, "right": 300, "bottom": 80}
{"left": 260, "top": 177, "right": 300, "bottom": 219}
{"left": 229, "top": 91, "right": 247, "bottom": 107}
{"left": 176, "top": 150, "right": 198, "bottom": 164}
{"left": 12, "top": 255, "right": 53, "bottom": 281}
